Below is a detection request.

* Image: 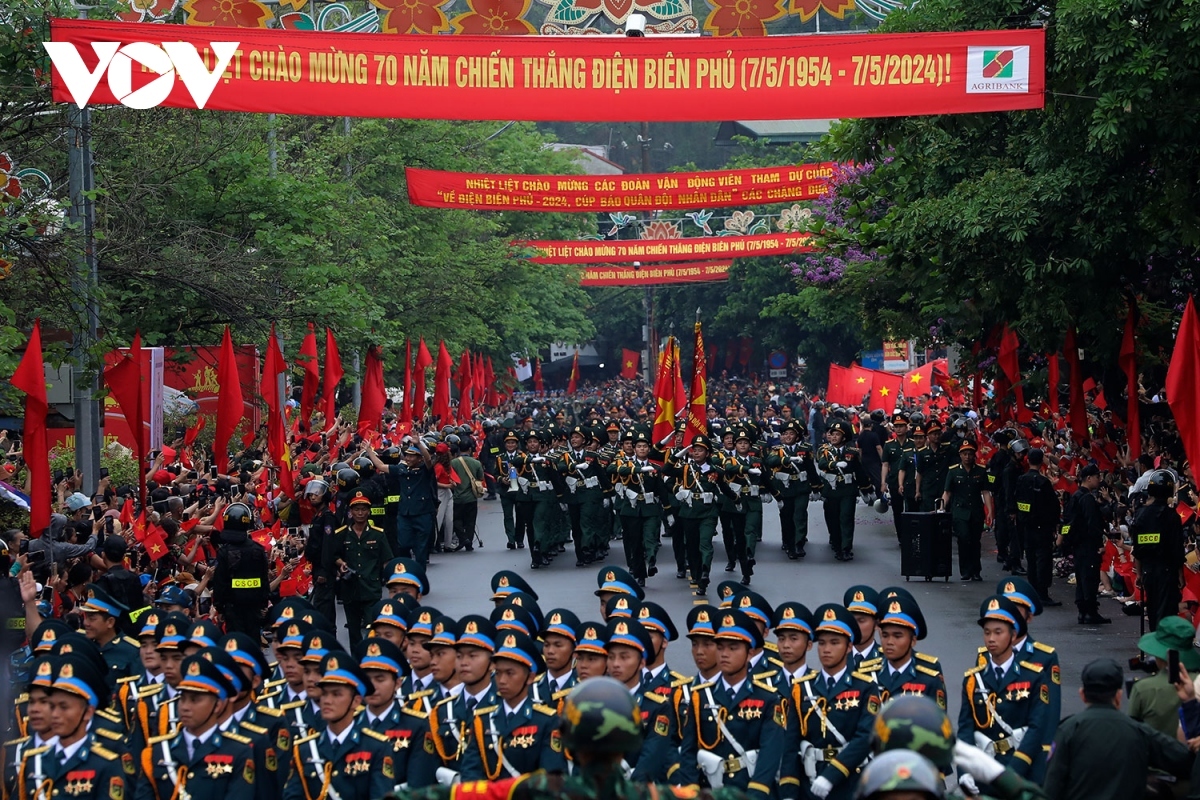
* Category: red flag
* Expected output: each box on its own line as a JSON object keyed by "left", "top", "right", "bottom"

{"left": 298, "top": 323, "right": 319, "bottom": 433}
{"left": 737, "top": 336, "right": 753, "bottom": 368}
{"left": 997, "top": 325, "right": 1032, "bottom": 422}
{"left": 184, "top": 415, "right": 206, "bottom": 446}
{"left": 1168, "top": 297, "right": 1200, "bottom": 468}
{"left": 826, "top": 364, "right": 851, "bottom": 406}
{"left": 411, "top": 338, "right": 433, "bottom": 421}
{"left": 620, "top": 348, "right": 640, "bottom": 380}
{"left": 672, "top": 339, "right": 686, "bottom": 414}
{"left": 1120, "top": 304, "right": 1141, "bottom": 459}
{"left": 359, "top": 345, "right": 387, "bottom": 435}
{"left": 322, "top": 328, "right": 344, "bottom": 433}
{"left": 533, "top": 357, "right": 544, "bottom": 395}
{"left": 868, "top": 371, "right": 902, "bottom": 413}
{"left": 847, "top": 364, "right": 875, "bottom": 405}
{"left": 213, "top": 326, "right": 244, "bottom": 476}
{"left": 567, "top": 350, "right": 580, "bottom": 395}
{"left": 263, "top": 326, "right": 294, "bottom": 499}
{"left": 1064, "top": 326, "right": 1090, "bottom": 444}
{"left": 1046, "top": 353, "right": 1060, "bottom": 415}
{"left": 104, "top": 331, "right": 147, "bottom": 505}
{"left": 143, "top": 526, "right": 168, "bottom": 562}
{"left": 652, "top": 336, "right": 681, "bottom": 444}
{"left": 458, "top": 349, "right": 475, "bottom": 422}
{"left": 132, "top": 510, "right": 148, "bottom": 542}
{"left": 474, "top": 352, "right": 486, "bottom": 403}
{"left": 903, "top": 362, "right": 935, "bottom": 397}
{"left": 685, "top": 321, "right": 708, "bottom": 442}
{"left": 11, "top": 323, "right": 49, "bottom": 536}
{"left": 432, "top": 341, "right": 454, "bottom": 423}
{"left": 119, "top": 497, "right": 134, "bottom": 527}
{"left": 486, "top": 357, "right": 501, "bottom": 407}
{"left": 400, "top": 340, "right": 413, "bottom": 425}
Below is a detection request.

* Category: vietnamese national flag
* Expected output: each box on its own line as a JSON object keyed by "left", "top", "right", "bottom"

{"left": 684, "top": 320, "right": 707, "bottom": 443}
{"left": 400, "top": 340, "right": 413, "bottom": 424}
{"left": 1120, "top": 304, "right": 1141, "bottom": 459}
{"left": 826, "top": 364, "right": 851, "bottom": 406}
{"left": 322, "top": 327, "right": 344, "bottom": 433}
{"left": 298, "top": 323, "right": 320, "bottom": 434}
{"left": 566, "top": 350, "right": 580, "bottom": 395}
{"left": 1064, "top": 326, "right": 1090, "bottom": 444}
{"left": 132, "top": 510, "right": 148, "bottom": 543}
{"left": 903, "top": 362, "right": 935, "bottom": 397}
{"left": 868, "top": 371, "right": 903, "bottom": 413}
{"left": 997, "top": 325, "right": 1032, "bottom": 422}
{"left": 143, "top": 526, "right": 168, "bottom": 562}
{"left": 214, "top": 326, "right": 244, "bottom": 476}
{"left": 359, "top": 345, "right": 387, "bottom": 435}
{"left": 652, "top": 336, "right": 681, "bottom": 444}
{"left": 1167, "top": 297, "right": 1200, "bottom": 469}
{"left": 456, "top": 348, "right": 474, "bottom": 421}
{"left": 263, "top": 326, "right": 295, "bottom": 499}
{"left": 184, "top": 415, "right": 206, "bottom": 446}
{"left": 486, "top": 357, "right": 501, "bottom": 407}
{"left": 620, "top": 348, "right": 640, "bottom": 380}
{"left": 672, "top": 339, "right": 686, "bottom": 414}
{"left": 104, "top": 330, "right": 147, "bottom": 505}
{"left": 532, "top": 357, "right": 544, "bottom": 395}
{"left": 119, "top": 497, "right": 135, "bottom": 527}
{"left": 432, "top": 341, "right": 454, "bottom": 423}
{"left": 412, "top": 338, "right": 433, "bottom": 421}
{"left": 848, "top": 364, "right": 875, "bottom": 405}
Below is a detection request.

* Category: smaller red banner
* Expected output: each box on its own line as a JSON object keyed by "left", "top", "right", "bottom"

{"left": 521, "top": 233, "right": 811, "bottom": 264}
{"left": 580, "top": 261, "right": 731, "bottom": 286}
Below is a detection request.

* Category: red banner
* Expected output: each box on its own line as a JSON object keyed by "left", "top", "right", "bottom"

{"left": 580, "top": 261, "right": 731, "bottom": 286}
{"left": 48, "top": 19, "right": 1044, "bottom": 122}
{"left": 522, "top": 233, "right": 811, "bottom": 264}
{"left": 406, "top": 164, "right": 834, "bottom": 211}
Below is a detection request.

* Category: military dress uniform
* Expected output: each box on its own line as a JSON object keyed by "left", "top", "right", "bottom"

{"left": 611, "top": 436, "right": 666, "bottom": 584}
{"left": 397, "top": 766, "right": 749, "bottom": 800}
{"left": 815, "top": 425, "right": 872, "bottom": 560}
{"left": 944, "top": 446, "right": 992, "bottom": 581}
{"left": 915, "top": 428, "right": 954, "bottom": 513}
{"left": 16, "top": 730, "right": 129, "bottom": 800}
{"left": 558, "top": 431, "right": 608, "bottom": 566}
{"left": 326, "top": 495, "right": 394, "bottom": 647}
{"left": 722, "top": 442, "right": 765, "bottom": 584}
{"left": 494, "top": 437, "right": 523, "bottom": 548}
{"left": 79, "top": 587, "right": 141, "bottom": 691}
{"left": 457, "top": 696, "right": 565, "bottom": 781}
{"left": 511, "top": 435, "right": 562, "bottom": 569}
{"left": 662, "top": 437, "right": 724, "bottom": 595}
{"left": 765, "top": 427, "right": 820, "bottom": 560}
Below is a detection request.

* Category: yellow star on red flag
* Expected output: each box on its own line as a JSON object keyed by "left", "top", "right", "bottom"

{"left": 878, "top": 387, "right": 890, "bottom": 397}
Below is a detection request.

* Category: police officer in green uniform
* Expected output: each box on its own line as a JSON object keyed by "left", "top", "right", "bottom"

{"left": 327, "top": 491, "right": 394, "bottom": 646}
{"left": 79, "top": 585, "right": 140, "bottom": 691}
{"left": 915, "top": 421, "right": 953, "bottom": 513}
{"left": 788, "top": 604, "right": 881, "bottom": 800}
{"left": 873, "top": 594, "right": 946, "bottom": 710}
{"left": 559, "top": 426, "right": 608, "bottom": 567}
{"left": 958, "top": 596, "right": 1052, "bottom": 782}
{"left": 495, "top": 432, "right": 523, "bottom": 549}
{"left": 942, "top": 441, "right": 993, "bottom": 582}
{"left": 612, "top": 432, "right": 666, "bottom": 586}
{"left": 676, "top": 608, "right": 796, "bottom": 800}
{"left": 766, "top": 421, "right": 821, "bottom": 561}
{"left": 880, "top": 415, "right": 915, "bottom": 534}
{"left": 663, "top": 435, "right": 724, "bottom": 596}
{"left": 816, "top": 421, "right": 873, "bottom": 562}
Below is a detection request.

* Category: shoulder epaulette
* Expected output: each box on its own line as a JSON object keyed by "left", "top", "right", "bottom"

{"left": 334, "top": 525, "right": 349, "bottom": 533}
{"left": 850, "top": 672, "right": 876, "bottom": 683}
{"left": 751, "top": 678, "right": 778, "bottom": 694}
{"left": 976, "top": 646, "right": 988, "bottom": 653}
{"left": 4, "top": 736, "right": 30, "bottom": 746}
{"left": 408, "top": 690, "right": 433, "bottom": 699}
{"left": 768, "top": 657, "right": 785, "bottom": 669}
{"left": 402, "top": 706, "right": 428, "bottom": 720}
{"left": 474, "top": 705, "right": 499, "bottom": 716}
{"left": 763, "top": 641, "right": 779, "bottom": 653}
{"left": 255, "top": 705, "right": 283, "bottom": 717}
{"left": 147, "top": 733, "right": 175, "bottom": 746}
{"left": 116, "top": 675, "right": 140, "bottom": 684}
{"left": 368, "top": 522, "right": 383, "bottom": 531}
{"left": 1019, "top": 661, "right": 1043, "bottom": 674}
{"left": 24, "top": 745, "right": 51, "bottom": 757}
{"left": 914, "top": 652, "right": 940, "bottom": 665}
{"left": 295, "top": 731, "right": 321, "bottom": 746}
{"left": 794, "top": 673, "right": 817, "bottom": 684}
{"left": 965, "top": 665, "right": 986, "bottom": 678}
{"left": 138, "top": 684, "right": 165, "bottom": 699}
{"left": 856, "top": 661, "right": 882, "bottom": 674}
{"left": 670, "top": 671, "right": 690, "bottom": 683}
{"left": 755, "top": 670, "right": 778, "bottom": 680}
{"left": 642, "top": 692, "right": 666, "bottom": 704}
{"left": 949, "top": 464, "right": 961, "bottom": 470}
{"left": 240, "top": 722, "right": 268, "bottom": 735}
{"left": 433, "top": 695, "right": 455, "bottom": 709}
{"left": 123, "top": 637, "right": 141, "bottom": 648}
{"left": 362, "top": 728, "right": 389, "bottom": 742}
{"left": 858, "top": 656, "right": 883, "bottom": 667}
{"left": 96, "top": 709, "right": 123, "bottom": 723}
{"left": 916, "top": 665, "right": 942, "bottom": 678}
{"left": 552, "top": 688, "right": 572, "bottom": 701}
{"left": 1033, "top": 642, "right": 1056, "bottom": 654}
{"left": 222, "top": 732, "right": 252, "bottom": 745}
{"left": 280, "top": 700, "right": 305, "bottom": 711}
{"left": 691, "top": 681, "right": 716, "bottom": 692}
{"left": 95, "top": 728, "right": 124, "bottom": 742}
{"left": 15, "top": 693, "right": 28, "bottom": 704}
{"left": 533, "top": 703, "right": 557, "bottom": 716}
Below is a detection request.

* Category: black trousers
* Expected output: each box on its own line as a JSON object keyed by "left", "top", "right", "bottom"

{"left": 568, "top": 504, "right": 586, "bottom": 556}
{"left": 1022, "top": 524, "right": 1054, "bottom": 600}
{"left": 453, "top": 502, "right": 478, "bottom": 548}
{"left": 222, "top": 605, "right": 264, "bottom": 640}
{"left": 343, "top": 600, "right": 370, "bottom": 647}
{"left": 514, "top": 501, "right": 534, "bottom": 548}
{"left": 1074, "top": 548, "right": 1101, "bottom": 616}
{"left": 621, "top": 515, "right": 647, "bottom": 580}
{"left": 994, "top": 513, "right": 1016, "bottom": 566}
{"left": 667, "top": 515, "right": 687, "bottom": 571}
{"left": 311, "top": 579, "right": 337, "bottom": 624}
{"left": 1142, "top": 563, "right": 1182, "bottom": 631}
{"left": 677, "top": 517, "right": 705, "bottom": 586}
{"left": 728, "top": 513, "right": 751, "bottom": 579}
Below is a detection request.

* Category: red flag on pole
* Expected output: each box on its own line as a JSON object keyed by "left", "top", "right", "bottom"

{"left": 1167, "top": 297, "right": 1200, "bottom": 468}
{"left": 214, "top": 326, "right": 244, "bottom": 476}
{"left": 847, "top": 364, "right": 875, "bottom": 405}
{"left": 685, "top": 320, "right": 708, "bottom": 443}
{"left": 456, "top": 348, "right": 474, "bottom": 421}
{"left": 298, "top": 323, "right": 319, "bottom": 434}
{"left": 400, "top": 340, "right": 413, "bottom": 425}
{"left": 143, "top": 525, "right": 168, "bottom": 561}
{"left": 567, "top": 350, "right": 580, "bottom": 395}
{"left": 322, "top": 327, "right": 344, "bottom": 433}
{"left": 1119, "top": 304, "right": 1141, "bottom": 460}
{"left": 533, "top": 357, "right": 544, "bottom": 395}
{"left": 411, "top": 338, "right": 433, "bottom": 421}
{"left": 997, "top": 325, "right": 1032, "bottom": 422}
{"left": 105, "top": 331, "right": 147, "bottom": 505}
{"left": 184, "top": 415, "right": 206, "bottom": 446}
{"left": 672, "top": 339, "right": 686, "bottom": 413}
{"left": 1064, "top": 326, "right": 1089, "bottom": 444}
{"left": 652, "top": 336, "right": 681, "bottom": 444}
{"left": 826, "top": 364, "right": 850, "bottom": 406}
{"left": 263, "top": 325, "right": 295, "bottom": 499}
{"left": 11, "top": 322, "right": 50, "bottom": 537}
{"left": 867, "top": 371, "right": 902, "bottom": 413}
{"left": 620, "top": 349, "right": 640, "bottom": 380}
{"left": 486, "top": 357, "right": 501, "bottom": 407}
{"left": 432, "top": 341, "right": 454, "bottom": 423}
{"left": 358, "top": 345, "right": 386, "bottom": 435}
{"left": 1046, "top": 354, "right": 1060, "bottom": 415}
{"left": 902, "top": 362, "right": 935, "bottom": 397}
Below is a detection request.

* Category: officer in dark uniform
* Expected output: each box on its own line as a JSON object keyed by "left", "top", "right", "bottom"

{"left": 873, "top": 594, "right": 946, "bottom": 710}
{"left": 880, "top": 415, "right": 915, "bottom": 533}
{"left": 532, "top": 609, "right": 579, "bottom": 704}
{"left": 596, "top": 619, "right": 676, "bottom": 783}
{"left": 327, "top": 491, "right": 394, "bottom": 647}
{"left": 495, "top": 431, "right": 523, "bottom": 549}
{"left": 915, "top": 421, "right": 953, "bottom": 513}
{"left": 211, "top": 502, "right": 270, "bottom": 639}
{"left": 942, "top": 441, "right": 993, "bottom": 582}
{"left": 78, "top": 585, "right": 140, "bottom": 691}
{"left": 1014, "top": 449, "right": 1061, "bottom": 606}
{"left": 611, "top": 431, "right": 666, "bottom": 586}
{"left": 675, "top": 609, "right": 796, "bottom": 800}
{"left": 958, "top": 596, "right": 1052, "bottom": 782}
{"left": 766, "top": 421, "right": 820, "bottom": 561}
{"left": 1059, "top": 465, "right": 1110, "bottom": 625}
{"left": 481, "top": 420, "right": 503, "bottom": 501}
{"left": 788, "top": 604, "right": 881, "bottom": 800}
{"left": 842, "top": 586, "right": 882, "bottom": 670}
{"left": 6, "top": 654, "right": 58, "bottom": 792}
{"left": 816, "top": 421, "right": 873, "bottom": 561}
{"left": 1131, "top": 469, "right": 1185, "bottom": 631}
{"left": 135, "top": 654, "right": 256, "bottom": 800}
{"left": 303, "top": 477, "right": 339, "bottom": 623}
{"left": 558, "top": 425, "right": 607, "bottom": 567}
{"left": 366, "top": 439, "right": 436, "bottom": 568}
{"left": 663, "top": 434, "right": 724, "bottom": 595}
{"left": 200, "top": 646, "right": 283, "bottom": 800}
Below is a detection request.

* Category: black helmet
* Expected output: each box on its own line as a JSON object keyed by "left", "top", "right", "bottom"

{"left": 1148, "top": 469, "right": 1176, "bottom": 499}
{"left": 445, "top": 434, "right": 461, "bottom": 447}
{"left": 353, "top": 457, "right": 375, "bottom": 479}
{"left": 1010, "top": 438, "right": 1030, "bottom": 457}
{"left": 380, "top": 447, "right": 401, "bottom": 465}
{"left": 222, "top": 502, "right": 253, "bottom": 532}
{"left": 869, "top": 695, "right": 955, "bottom": 773}
{"left": 336, "top": 468, "right": 360, "bottom": 492}
{"left": 560, "top": 676, "right": 643, "bottom": 754}
{"left": 870, "top": 410, "right": 886, "bottom": 424}
{"left": 482, "top": 419, "right": 497, "bottom": 431}
{"left": 441, "top": 425, "right": 455, "bottom": 435}
{"left": 854, "top": 750, "right": 944, "bottom": 799}
{"left": 330, "top": 461, "right": 351, "bottom": 474}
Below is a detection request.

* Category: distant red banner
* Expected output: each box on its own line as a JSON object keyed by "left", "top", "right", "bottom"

{"left": 406, "top": 164, "right": 834, "bottom": 212}
{"left": 581, "top": 262, "right": 732, "bottom": 286}
{"left": 48, "top": 19, "right": 1044, "bottom": 122}
{"left": 520, "top": 233, "right": 812, "bottom": 264}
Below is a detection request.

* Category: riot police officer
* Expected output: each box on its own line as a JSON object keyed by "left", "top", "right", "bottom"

{"left": 1131, "top": 469, "right": 1185, "bottom": 630}
{"left": 211, "top": 502, "right": 270, "bottom": 639}
{"left": 1014, "top": 449, "right": 1061, "bottom": 607}
{"left": 303, "top": 478, "right": 339, "bottom": 623}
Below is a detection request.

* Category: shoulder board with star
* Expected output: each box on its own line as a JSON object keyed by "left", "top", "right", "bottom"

{"left": 1033, "top": 641, "right": 1056, "bottom": 654}
{"left": 240, "top": 722, "right": 268, "bottom": 735}
{"left": 96, "top": 708, "right": 123, "bottom": 723}
{"left": 534, "top": 704, "right": 557, "bottom": 716}
{"left": 1019, "top": 661, "right": 1043, "bottom": 673}
{"left": 642, "top": 692, "right": 666, "bottom": 705}
{"left": 914, "top": 652, "right": 941, "bottom": 665}
{"left": 147, "top": 733, "right": 175, "bottom": 746}
{"left": 916, "top": 666, "right": 942, "bottom": 678}
{"left": 362, "top": 728, "right": 389, "bottom": 742}
{"left": 138, "top": 684, "right": 165, "bottom": 699}
{"left": 116, "top": 675, "right": 140, "bottom": 685}
{"left": 763, "top": 641, "right": 779, "bottom": 653}
{"left": 751, "top": 678, "right": 778, "bottom": 694}
{"left": 4, "top": 736, "right": 30, "bottom": 747}
{"left": 402, "top": 706, "right": 428, "bottom": 720}
{"left": 95, "top": 728, "right": 124, "bottom": 742}
{"left": 255, "top": 705, "right": 284, "bottom": 717}
{"left": 295, "top": 731, "right": 321, "bottom": 746}
{"left": 850, "top": 672, "right": 876, "bottom": 684}
{"left": 474, "top": 705, "right": 499, "bottom": 717}
{"left": 222, "top": 732, "right": 252, "bottom": 745}
{"left": 280, "top": 700, "right": 306, "bottom": 711}
{"left": 965, "top": 665, "right": 986, "bottom": 678}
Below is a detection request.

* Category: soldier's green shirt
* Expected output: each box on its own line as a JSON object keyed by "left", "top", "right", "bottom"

{"left": 393, "top": 766, "right": 748, "bottom": 800}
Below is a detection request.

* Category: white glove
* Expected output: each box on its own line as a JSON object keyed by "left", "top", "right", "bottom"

{"left": 749, "top": 468, "right": 762, "bottom": 476}
{"left": 603, "top": 498, "right": 611, "bottom": 508}
{"left": 559, "top": 503, "right": 568, "bottom": 512}
{"left": 762, "top": 494, "right": 774, "bottom": 504}
{"left": 675, "top": 489, "right": 691, "bottom": 503}
{"left": 700, "top": 463, "right": 711, "bottom": 473}
{"left": 809, "top": 776, "right": 833, "bottom": 799}
{"left": 532, "top": 456, "right": 545, "bottom": 463}
{"left": 576, "top": 465, "right": 588, "bottom": 475}
{"left": 641, "top": 466, "right": 656, "bottom": 474}
{"left": 954, "top": 741, "right": 1005, "bottom": 784}
{"left": 958, "top": 773, "right": 981, "bottom": 796}
{"left": 836, "top": 460, "right": 848, "bottom": 470}
{"left": 790, "top": 456, "right": 803, "bottom": 463}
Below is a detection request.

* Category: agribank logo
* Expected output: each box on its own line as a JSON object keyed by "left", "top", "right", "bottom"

{"left": 43, "top": 41, "right": 239, "bottom": 109}
{"left": 965, "top": 46, "right": 1030, "bottom": 94}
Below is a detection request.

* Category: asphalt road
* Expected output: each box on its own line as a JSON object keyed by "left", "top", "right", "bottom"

{"left": 345, "top": 497, "right": 1148, "bottom": 720}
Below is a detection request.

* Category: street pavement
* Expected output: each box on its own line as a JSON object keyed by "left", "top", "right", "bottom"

{"left": 347, "top": 498, "right": 1147, "bottom": 719}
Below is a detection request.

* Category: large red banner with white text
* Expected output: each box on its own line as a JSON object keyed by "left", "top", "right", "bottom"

{"left": 48, "top": 19, "right": 1045, "bottom": 122}
{"left": 519, "top": 233, "right": 812, "bottom": 264}
{"left": 406, "top": 164, "right": 835, "bottom": 211}
{"left": 581, "top": 261, "right": 731, "bottom": 286}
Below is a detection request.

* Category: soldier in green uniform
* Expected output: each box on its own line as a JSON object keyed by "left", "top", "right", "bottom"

{"left": 79, "top": 585, "right": 140, "bottom": 691}
{"left": 958, "top": 596, "right": 1052, "bottom": 782}
{"left": 766, "top": 421, "right": 820, "bottom": 561}
{"left": 895, "top": 423, "right": 926, "bottom": 518}
{"left": 135, "top": 654, "right": 256, "bottom": 800}
{"left": 942, "top": 441, "right": 994, "bottom": 582}
{"left": 873, "top": 594, "right": 946, "bottom": 710}
{"left": 788, "top": 604, "right": 881, "bottom": 800}
{"left": 611, "top": 431, "right": 666, "bottom": 586}
{"left": 511, "top": 432, "right": 562, "bottom": 570}
{"left": 327, "top": 491, "right": 394, "bottom": 646}
{"left": 558, "top": 426, "right": 608, "bottom": 567}
{"left": 879, "top": 414, "right": 915, "bottom": 535}
{"left": 663, "top": 435, "right": 724, "bottom": 596}
{"left": 495, "top": 432, "right": 523, "bottom": 549}
{"left": 915, "top": 421, "right": 954, "bottom": 513}
{"left": 721, "top": 430, "right": 765, "bottom": 587}
{"left": 676, "top": 609, "right": 796, "bottom": 800}
{"left": 282, "top": 653, "right": 396, "bottom": 800}
{"left": 816, "top": 421, "right": 874, "bottom": 562}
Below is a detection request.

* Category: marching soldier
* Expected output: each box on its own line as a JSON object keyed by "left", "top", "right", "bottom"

{"left": 766, "top": 421, "right": 820, "bottom": 561}
{"left": 533, "top": 610, "right": 579, "bottom": 704}
{"left": 6, "top": 655, "right": 60, "bottom": 794}
{"left": 115, "top": 609, "right": 163, "bottom": 735}
{"left": 594, "top": 566, "right": 645, "bottom": 621}
{"left": 663, "top": 435, "right": 724, "bottom": 596}
{"left": 495, "top": 431, "right": 523, "bottom": 549}
{"left": 816, "top": 420, "right": 873, "bottom": 562}
{"left": 572, "top": 623, "right": 609, "bottom": 682}
{"left": 129, "top": 613, "right": 191, "bottom": 753}
{"left": 611, "top": 432, "right": 666, "bottom": 587}
{"left": 683, "top": 604, "right": 721, "bottom": 687}
{"left": 942, "top": 441, "right": 994, "bottom": 582}
{"left": 636, "top": 603, "right": 687, "bottom": 698}
{"left": 722, "top": 591, "right": 780, "bottom": 683}
{"left": 997, "top": 576, "right": 1060, "bottom": 782}
{"left": 598, "top": 619, "right": 676, "bottom": 782}
{"left": 788, "top": 604, "right": 881, "bottom": 800}
{"left": 354, "top": 638, "right": 425, "bottom": 785}
{"left": 78, "top": 585, "right": 140, "bottom": 690}
{"left": 511, "top": 432, "right": 561, "bottom": 570}
{"left": 874, "top": 594, "right": 946, "bottom": 709}
{"left": 722, "top": 430, "right": 766, "bottom": 586}
{"left": 558, "top": 426, "right": 607, "bottom": 567}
